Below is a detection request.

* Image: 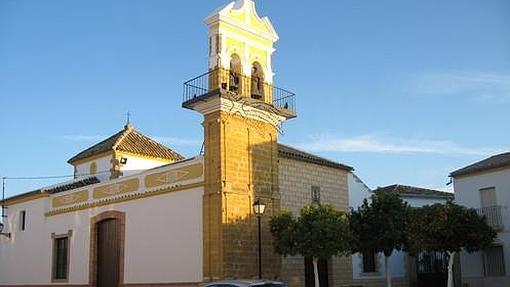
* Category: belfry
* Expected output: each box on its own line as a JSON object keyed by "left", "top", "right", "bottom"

{"left": 182, "top": 0, "right": 296, "bottom": 280}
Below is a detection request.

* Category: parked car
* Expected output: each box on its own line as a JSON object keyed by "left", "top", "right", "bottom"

{"left": 202, "top": 280, "right": 285, "bottom": 287}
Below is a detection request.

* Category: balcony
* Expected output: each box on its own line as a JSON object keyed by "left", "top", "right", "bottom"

{"left": 182, "top": 68, "right": 296, "bottom": 117}
{"left": 477, "top": 206, "right": 504, "bottom": 231}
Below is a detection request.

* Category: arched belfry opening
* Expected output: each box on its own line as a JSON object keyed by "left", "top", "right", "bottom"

{"left": 229, "top": 54, "right": 242, "bottom": 93}
{"left": 251, "top": 62, "right": 264, "bottom": 100}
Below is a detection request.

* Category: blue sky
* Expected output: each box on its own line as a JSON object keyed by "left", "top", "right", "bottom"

{"left": 1, "top": 0, "right": 509, "bottom": 197}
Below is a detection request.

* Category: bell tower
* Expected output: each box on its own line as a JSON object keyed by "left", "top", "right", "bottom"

{"left": 182, "top": 0, "right": 296, "bottom": 281}
{"left": 206, "top": 0, "right": 278, "bottom": 100}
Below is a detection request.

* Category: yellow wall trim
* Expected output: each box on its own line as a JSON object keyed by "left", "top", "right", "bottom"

{"left": 4, "top": 192, "right": 49, "bottom": 206}
{"left": 52, "top": 190, "right": 89, "bottom": 208}
{"left": 93, "top": 178, "right": 140, "bottom": 199}
{"left": 145, "top": 163, "right": 204, "bottom": 188}
{"left": 45, "top": 182, "right": 204, "bottom": 217}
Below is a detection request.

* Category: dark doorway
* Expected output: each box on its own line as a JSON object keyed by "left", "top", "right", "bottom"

{"left": 304, "top": 257, "right": 329, "bottom": 287}
{"left": 416, "top": 251, "right": 448, "bottom": 287}
{"left": 96, "top": 218, "right": 121, "bottom": 287}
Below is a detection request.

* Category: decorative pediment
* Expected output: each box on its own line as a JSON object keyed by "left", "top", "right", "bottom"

{"left": 205, "top": 0, "right": 278, "bottom": 42}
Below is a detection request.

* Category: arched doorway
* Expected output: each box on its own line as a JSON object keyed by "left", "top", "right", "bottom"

{"left": 89, "top": 211, "right": 125, "bottom": 287}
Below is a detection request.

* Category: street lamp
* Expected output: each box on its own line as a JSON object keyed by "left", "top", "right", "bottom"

{"left": 253, "top": 199, "right": 266, "bottom": 279}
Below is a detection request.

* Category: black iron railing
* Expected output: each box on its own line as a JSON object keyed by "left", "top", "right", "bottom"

{"left": 477, "top": 206, "right": 504, "bottom": 230}
{"left": 182, "top": 70, "right": 211, "bottom": 102}
{"left": 183, "top": 68, "right": 296, "bottom": 115}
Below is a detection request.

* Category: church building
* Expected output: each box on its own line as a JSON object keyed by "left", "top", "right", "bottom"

{"left": 0, "top": 1, "right": 361, "bottom": 286}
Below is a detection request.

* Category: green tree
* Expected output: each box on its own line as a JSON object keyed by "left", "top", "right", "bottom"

{"left": 269, "top": 211, "right": 297, "bottom": 257}
{"left": 270, "top": 204, "right": 350, "bottom": 287}
{"left": 349, "top": 191, "right": 410, "bottom": 287}
{"left": 407, "top": 202, "right": 497, "bottom": 287}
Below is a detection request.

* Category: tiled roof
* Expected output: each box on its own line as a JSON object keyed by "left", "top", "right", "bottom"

{"left": 450, "top": 152, "right": 510, "bottom": 177}
{"left": 277, "top": 144, "right": 353, "bottom": 171}
{"left": 42, "top": 176, "right": 100, "bottom": 194}
{"left": 2, "top": 189, "right": 43, "bottom": 204}
{"left": 374, "top": 184, "right": 454, "bottom": 199}
{"left": 68, "top": 125, "right": 184, "bottom": 164}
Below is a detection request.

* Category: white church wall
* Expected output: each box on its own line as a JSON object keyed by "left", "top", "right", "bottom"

{"left": 119, "top": 153, "right": 171, "bottom": 177}
{"left": 0, "top": 198, "right": 52, "bottom": 285}
{"left": 0, "top": 157, "right": 205, "bottom": 285}
{"left": 122, "top": 187, "right": 203, "bottom": 284}
{"left": 75, "top": 154, "right": 113, "bottom": 181}
{"left": 0, "top": 187, "right": 203, "bottom": 285}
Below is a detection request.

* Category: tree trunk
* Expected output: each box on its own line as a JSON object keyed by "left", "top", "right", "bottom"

{"left": 313, "top": 258, "right": 320, "bottom": 287}
{"left": 447, "top": 251, "right": 456, "bottom": 287}
{"left": 385, "top": 255, "right": 392, "bottom": 287}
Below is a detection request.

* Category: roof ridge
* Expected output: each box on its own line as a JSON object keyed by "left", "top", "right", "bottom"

{"left": 68, "top": 125, "right": 184, "bottom": 164}
{"left": 451, "top": 151, "right": 510, "bottom": 177}
{"left": 375, "top": 184, "right": 453, "bottom": 197}
{"left": 277, "top": 143, "right": 353, "bottom": 171}
{"left": 278, "top": 143, "right": 337, "bottom": 163}
{"left": 67, "top": 129, "right": 125, "bottom": 164}
{"left": 112, "top": 125, "right": 133, "bottom": 150}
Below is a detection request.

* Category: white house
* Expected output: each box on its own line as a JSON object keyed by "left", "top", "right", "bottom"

{"left": 451, "top": 151, "right": 510, "bottom": 287}
{"left": 348, "top": 179, "right": 454, "bottom": 287}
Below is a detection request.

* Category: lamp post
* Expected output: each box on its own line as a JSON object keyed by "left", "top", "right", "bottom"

{"left": 253, "top": 199, "right": 266, "bottom": 279}
{"left": 0, "top": 177, "right": 10, "bottom": 238}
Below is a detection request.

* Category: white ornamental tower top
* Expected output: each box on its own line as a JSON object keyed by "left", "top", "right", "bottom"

{"left": 205, "top": 0, "right": 278, "bottom": 84}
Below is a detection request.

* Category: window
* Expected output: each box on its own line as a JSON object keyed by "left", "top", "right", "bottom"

{"left": 480, "top": 187, "right": 497, "bottom": 208}
{"left": 311, "top": 186, "right": 320, "bottom": 204}
{"left": 19, "top": 210, "right": 26, "bottom": 231}
{"left": 362, "top": 250, "right": 377, "bottom": 273}
{"left": 485, "top": 245, "right": 506, "bottom": 276}
{"left": 52, "top": 232, "right": 71, "bottom": 282}
{"left": 89, "top": 162, "right": 97, "bottom": 175}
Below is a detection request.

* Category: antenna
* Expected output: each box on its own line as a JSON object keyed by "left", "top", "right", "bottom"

{"left": 0, "top": 177, "right": 11, "bottom": 238}
{"left": 1, "top": 177, "right": 6, "bottom": 219}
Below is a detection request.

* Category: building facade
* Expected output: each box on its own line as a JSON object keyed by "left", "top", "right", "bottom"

{"left": 452, "top": 152, "right": 510, "bottom": 287}
{"left": 349, "top": 183, "right": 454, "bottom": 287}
{"left": 278, "top": 144, "right": 353, "bottom": 287}
{"left": 0, "top": 1, "right": 360, "bottom": 286}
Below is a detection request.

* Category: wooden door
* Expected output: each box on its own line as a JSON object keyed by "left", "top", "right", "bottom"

{"left": 96, "top": 218, "right": 121, "bottom": 287}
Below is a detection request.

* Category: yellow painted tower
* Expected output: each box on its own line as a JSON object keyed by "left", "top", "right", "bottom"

{"left": 183, "top": 0, "right": 296, "bottom": 281}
